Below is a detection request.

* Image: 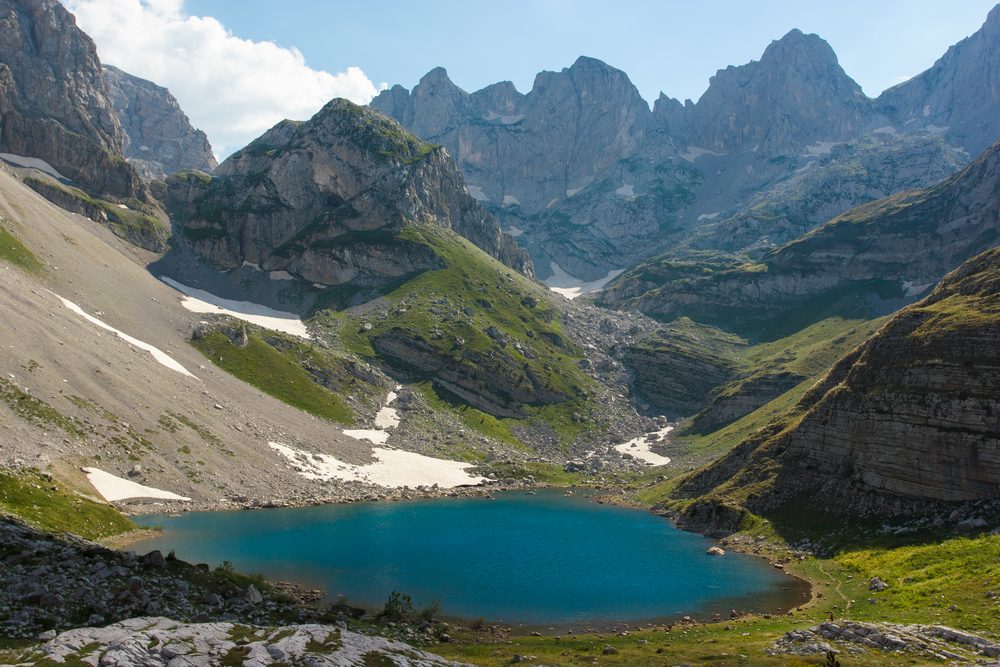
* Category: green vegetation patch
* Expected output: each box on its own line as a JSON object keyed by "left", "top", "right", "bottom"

{"left": 0, "top": 223, "right": 43, "bottom": 273}
{"left": 191, "top": 332, "right": 354, "bottom": 425}
{"left": 0, "top": 378, "right": 86, "bottom": 439}
{"left": 0, "top": 470, "right": 134, "bottom": 539}
{"left": 316, "top": 224, "right": 599, "bottom": 447}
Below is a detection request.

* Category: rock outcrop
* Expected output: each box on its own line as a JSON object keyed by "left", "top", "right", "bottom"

{"left": 877, "top": 4, "right": 1000, "bottom": 158}
{"left": 674, "top": 245, "right": 1000, "bottom": 519}
{"left": 0, "top": 0, "right": 143, "bottom": 199}
{"left": 166, "top": 99, "right": 531, "bottom": 289}
{"left": 103, "top": 64, "right": 218, "bottom": 180}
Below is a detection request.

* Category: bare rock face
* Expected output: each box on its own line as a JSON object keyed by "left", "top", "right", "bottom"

{"left": 677, "top": 246, "right": 1000, "bottom": 519}
{"left": 373, "top": 32, "right": 972, "bottom": 280}
{"left": 166, "top": 99, "right": 530, "bottom": 288}
{"left": 660, "top": 30, "right": 873, "bottom": 156}
{"left": 0, "top": 0, "right": 143, "bottom": 199}
{"left": 102, "top": 64, "right": 218, "bottom": 181}
{"left": 877, "top": 5, "right": 1000, "bottom": 158}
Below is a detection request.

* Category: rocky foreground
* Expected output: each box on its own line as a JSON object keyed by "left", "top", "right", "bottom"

{"left": 0, "top": 518, "right": 467, "bottom": 666}
{"left": 15, "top": 617, "right": 469, "bottom": 667}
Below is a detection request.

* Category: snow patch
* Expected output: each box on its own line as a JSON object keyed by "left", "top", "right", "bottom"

{"left": 615, "top": 183, "right": 635, "bottom": 198}
{"left": 269, "top": 442, "right": 488, "bottom": 489}
{"left": 566, "top": 186, "right": 585, "bottom": 197}
{"left": 871, "top": 126, "right": 898, "bottom": 136}
{"left": 504, "top": 224, "right": 524, "bottom": 238}
{"left": 923, "top": 104, "right": 931, "bottom": 118}
{"left": 466, "top": 185, "right": 489, "bottom": 202}
{"left": 56, "top": 294, "right": 197, "bottom": 379}
{"left": 502, "top": 194, "right": 521, "bottom": 206}
{"left": 160, "top": 277, "right": 311, "bottom": 340}
{"left": 83, "top": 467, "right": 191, "bottom": 501}
{"left": 543, "top": 262, "right": 624, "bottom": 300}
{"left": 344, "top": 387, "right": 400, "bottom": 444}
{"left": 680, "top": 146, "right": 724, "bottom": 162}
{"left": 268, "top": 270, "right": 295, "bottom": 281}
{"left": 697, "top": 211, "right": 721, "bottom": 221}
{"left": 902, "top": 280, "right": 933, "bottom": 297}
{"left": 483, "top": 111, "right": 525, "bottom": 125}
{"left": 241, "top": 261, "right": 262, "bottom": 271}
{"left": 803, "top": 141, "right": 838, "bottom": 156}
{"left": 0, "top": 153, "right": 68, "bottom": 180}
{"left": 614, "top": 426, "right": 673, "bottom": 466}
{"left": 925, "top": 124, "right": 949, "bottom": 135}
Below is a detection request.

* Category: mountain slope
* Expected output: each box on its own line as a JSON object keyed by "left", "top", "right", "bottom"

{"left": 103, "top": 65, "right": 218, "bottom": 180}
{"left": 671, "top": 245, "right": 1000, "bottom": 528}
{"left": 602, "top": 138, "right": 1000, "bottom": 336}
{"left": 0, "top": 0, "right": 143, "bottom": 199}
{"left": 877, "top": 4, "right": 1000, "bottom": 158}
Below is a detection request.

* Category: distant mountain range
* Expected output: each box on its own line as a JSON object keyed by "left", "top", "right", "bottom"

{"left": 373, "top": 7, "right": 1000, "bottom": 283}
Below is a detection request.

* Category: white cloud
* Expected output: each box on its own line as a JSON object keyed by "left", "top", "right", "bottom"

{"left": 63, "top": 0, "right": 382, "bottom": 159}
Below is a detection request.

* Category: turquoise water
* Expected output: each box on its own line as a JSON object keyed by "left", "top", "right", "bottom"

{"left": 134, "top": 491, "right": 806, "bottom": 626}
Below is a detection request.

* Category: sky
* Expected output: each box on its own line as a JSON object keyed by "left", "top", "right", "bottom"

{"left": 64, "top": 0, "right": 998, "bottom": 159}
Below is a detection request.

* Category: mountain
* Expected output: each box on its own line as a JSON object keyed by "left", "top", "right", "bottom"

{"left": 658, "top": 29, "right": 872, "bottom": 156}
{"left": 673, "top": 245, "right": 1000, "bottom": 529}
{"left": 166, "top": 99, "right": 531, "bottom": 290}
{"left": 877, "top": 4, "right": 1000, "bottom": 158}
{"left": 374, "top": 29, "right": 971, "bottom": 280}
{"left": 601, "top": 137, "right": 1000, "bottom": 336}
{"left": 0, "top": 0, "right": 143, "bottom": 199}
{"left": 102, "top": 65, "right": 218, "bottom": 180}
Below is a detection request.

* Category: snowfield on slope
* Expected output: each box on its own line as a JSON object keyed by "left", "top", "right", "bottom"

{"left": 83, "top": 467, "right": 191, "bottom": 502}
{"left": 160, "top": 276, "right": 311, "bottom": 339}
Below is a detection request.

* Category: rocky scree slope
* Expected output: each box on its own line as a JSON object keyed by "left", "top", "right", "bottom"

{"left": 672, "top": 245, "right": 1000, "bottom": 529}
{"left": 0, "top": 0, "right": 144, "bottom": 200}
{"left": 166, "top": 98, "right": 530, "bottom": 291}
{"left": 603, "top": 137, "right": 1000, "bottom": 333}
{"left": 103, "top": 64, "right": 218, "bottom": 181}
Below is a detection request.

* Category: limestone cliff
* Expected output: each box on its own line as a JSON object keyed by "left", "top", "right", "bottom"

{"left": 877, "top": 4, "right": 1000, "bottom": 158}
{"left": 166, "top": 99, "right": 531, "bottom": 289}
{"left": 0, "top": 0, "right": 143, "bottom": 199}
{"left": 674, "top": 246, "right": 1000, "bottom": 524}
{"left": 102, "top": 65, "right": 218, "bottom": 181}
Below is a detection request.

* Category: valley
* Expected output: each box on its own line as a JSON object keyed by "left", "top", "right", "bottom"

{"left": 1, "top": 0, "right": 1000, "bottom": 665}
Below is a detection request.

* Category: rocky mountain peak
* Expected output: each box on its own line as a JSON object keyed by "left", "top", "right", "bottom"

{"left": 102, "top": 65, "right": 217, "bottom": 181}
{"left": 0, "top": 0, "right": 144, "bottom": 199}
{"left": 168, "top": 99, "right": 531, "bottom": 288}
{"left": 685, "top": 28, "right": 870, "bottom": 154}
{"left": 759, "top": 28, "right": 840, "bottom": 69}
{"left": 876, "top": 2, "right": 1000, "bottom": 156}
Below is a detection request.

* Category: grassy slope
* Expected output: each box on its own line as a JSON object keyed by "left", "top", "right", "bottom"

{"left": 436, "top": 527, "right": 1000, "bottom": 666}
{"left": 315, "top": 224, "right": 599, "bottom": 449}
{"left": 0, "top": 470, "right": 134, "bottom": 540}
{"left": 0, "top": 222, "right": 44, "bottom": 274}
{"left": 191, "top": 332, "right": 356, "bottom": 425}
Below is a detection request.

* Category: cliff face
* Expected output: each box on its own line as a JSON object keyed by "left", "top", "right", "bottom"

{"left": 675, "top": 246, "right": 1000, "bottom": 522}
{"left": 102, "top": 65, "right": 218, "bottom": 181}
{"left": 0, "top": 0, "right": 143, "bottom": 199}
{"left": 166, "top": 99, "right": 531, "bottom": 289}
{"left": 662, "top": 30, "right": 873, "bottom": 155}
{"left": 877, "top": 5, "right": 1000, "bottom": 158}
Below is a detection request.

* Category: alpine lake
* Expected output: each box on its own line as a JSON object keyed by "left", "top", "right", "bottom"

{"left": 134, "top": 490, "right": 808, "bottom": 629}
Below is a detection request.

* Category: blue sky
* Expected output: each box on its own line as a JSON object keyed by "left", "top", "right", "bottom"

{"left": 186, "top": 0, "right": 997, "bottom": 102}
